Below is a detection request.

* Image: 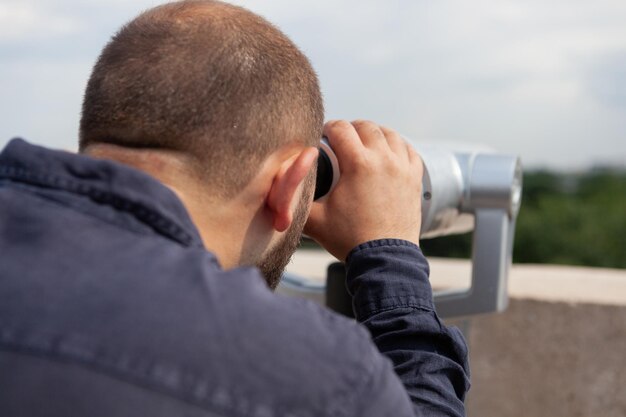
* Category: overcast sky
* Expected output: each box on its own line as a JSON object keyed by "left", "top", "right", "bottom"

{"left": 1, "top": 0, "right": 625, "bottom": 170}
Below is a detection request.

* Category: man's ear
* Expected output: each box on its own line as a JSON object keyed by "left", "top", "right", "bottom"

{"left": 267, "top": 147, "right": 319, "bottom": 232}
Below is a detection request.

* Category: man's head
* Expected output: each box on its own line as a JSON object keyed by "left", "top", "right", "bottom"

{"left": 80, "top": 0, "right": 324, "bottom": 288}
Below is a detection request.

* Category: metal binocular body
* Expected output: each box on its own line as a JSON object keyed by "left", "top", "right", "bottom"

{"left": 283, "top": 137, "right": 523, "bottom": 319}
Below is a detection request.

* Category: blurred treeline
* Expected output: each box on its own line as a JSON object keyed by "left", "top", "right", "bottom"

{"left": 420, "top": 169, "right": 626, "bottom": 269}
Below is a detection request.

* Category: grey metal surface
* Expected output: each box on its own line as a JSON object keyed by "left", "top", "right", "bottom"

{"left": 418, "top": 145, "right": 474, "bottom": 238}
{"left": 432, "top": 152, "right": 522, "bottom": 317}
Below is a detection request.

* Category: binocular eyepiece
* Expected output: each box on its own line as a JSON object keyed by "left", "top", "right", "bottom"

{"left": 314, "top": 139, "right": 340, "bottom": 201}
{"left": 314, "top": 137, "right": 523, "bottom": 239}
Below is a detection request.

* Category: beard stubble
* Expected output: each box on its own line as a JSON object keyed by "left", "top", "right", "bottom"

{"left": 257, "top": 173, "right": 314, "bottom": 290}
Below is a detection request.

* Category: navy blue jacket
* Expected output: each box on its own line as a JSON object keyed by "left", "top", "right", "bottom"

{"left": 0, "top": 139, "right": 469, "bottom": 417}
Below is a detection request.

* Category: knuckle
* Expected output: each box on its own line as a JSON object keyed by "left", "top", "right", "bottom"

{"left": 380, "top": 125, "right": 399, "bottom": 137}
{"left": 326, "top": 119, "right": 352, "bottom": 132}
{"left": 351, "top": 119, "right": 377, "bottom": 131}
{"left": 353, "top": 120, "right": 386, "bottom": 142}
{"left": 408, "top": 146, "right": 421, "bottom": 160}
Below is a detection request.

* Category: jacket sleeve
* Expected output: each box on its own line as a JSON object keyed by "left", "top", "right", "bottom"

{"left": 345, "top": 239, "right": 470, "bottom": 417}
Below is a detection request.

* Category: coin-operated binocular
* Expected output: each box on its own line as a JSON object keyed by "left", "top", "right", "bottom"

{"left": 280, "top": 138, "right": 523, "bottom": 319}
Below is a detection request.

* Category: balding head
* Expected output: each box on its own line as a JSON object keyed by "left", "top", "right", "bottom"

{"left": 79, "top": 0, "right": 323, "bottom": 197}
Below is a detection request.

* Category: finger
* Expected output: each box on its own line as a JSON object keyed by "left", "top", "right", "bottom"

{"left": 323, "top": 120, "right": 364, "bottom": 162}
{"left": 407, "top": 144, "right": 424, "bottom": 179}
{"left": 407, "top": 143, "right": 420, "bottom": 165}
{"left": 380, "top": 126, "right": 409, "bottom": 161}
{"left": 351, "top": 120, "right": 388, "bottom": 150}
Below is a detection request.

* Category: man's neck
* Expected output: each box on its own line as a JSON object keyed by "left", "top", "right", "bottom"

{"left": 83, "top": 144, "right": 267, "bottom": 269}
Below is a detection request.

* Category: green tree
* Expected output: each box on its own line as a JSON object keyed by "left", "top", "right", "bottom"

{"left": 421, "top": 169, "right": 626, "bottom": 269}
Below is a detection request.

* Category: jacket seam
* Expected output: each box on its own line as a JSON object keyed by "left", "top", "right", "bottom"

{"left": 0, "top": 165, "right": 195, "bottom": 247}
{"left": 4, "top": 182, "right": 164, "bottom": 240}
{"left": 346, "top": 239, "right": 420, "bottom": 264}
{"left": 355, "top": 303, "right": 435, "bottom": 321}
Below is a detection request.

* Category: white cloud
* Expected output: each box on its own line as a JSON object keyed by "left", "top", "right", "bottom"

{"left": 1, "top": 0, "right": 625, "bottom": 169}
{"left": 0, "top": 2, "right": 85, "bottom": 41}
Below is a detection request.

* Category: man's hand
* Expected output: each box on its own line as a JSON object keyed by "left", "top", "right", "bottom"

{"left": 304, "top": 120, "right": 424, "bottom": 261}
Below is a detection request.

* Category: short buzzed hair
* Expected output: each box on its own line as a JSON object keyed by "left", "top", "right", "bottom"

{"left": 79, "top": 0, "right": 324, "bottom": 196}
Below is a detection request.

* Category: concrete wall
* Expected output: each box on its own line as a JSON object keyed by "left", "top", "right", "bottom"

{"left": 450, "top": 299, "right": 626, "bottom": 416}
{"left": 283, "top": 250, "right": 626, "bottom": 417}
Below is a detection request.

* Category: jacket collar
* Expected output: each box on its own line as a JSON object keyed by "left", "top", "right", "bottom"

{"left": 0, "top": 138, "right": 205, "bottom": 248}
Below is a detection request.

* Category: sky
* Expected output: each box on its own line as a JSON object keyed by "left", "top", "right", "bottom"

{"left": 1, "top": 0, "right": 625, "bottom": 170}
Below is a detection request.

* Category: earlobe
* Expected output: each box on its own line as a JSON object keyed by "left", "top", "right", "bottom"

{"left": 267, "top": 147, "right": 319, "bottom": 232}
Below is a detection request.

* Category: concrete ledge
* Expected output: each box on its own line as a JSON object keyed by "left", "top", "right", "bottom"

{"left": 285, "top": 249, "right": 626, "bottom": 306}
{"left": 428, "top": 258, "right": 626, "bottom": 306}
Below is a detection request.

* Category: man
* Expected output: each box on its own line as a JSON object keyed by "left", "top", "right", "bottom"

{"left": 0, "top": 1, "right": 469, "bottom": 416}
